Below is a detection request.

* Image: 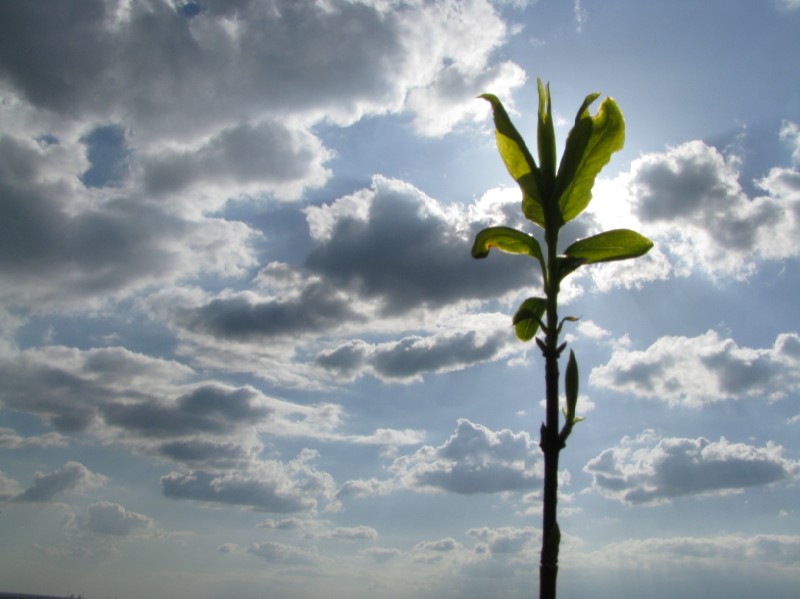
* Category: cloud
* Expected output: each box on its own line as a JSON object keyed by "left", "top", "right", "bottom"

{"left": 0, "top": 470, "right": 22, "bottom": 499}
{"left": 0, "top": 0, "right": 526, "bottom": 312}
{"left": 246, "top": 541, "right": 322, "bottom": 566}
{"left": 0, "top": 428, "right": 67, "bottom": 449}
{"left": 584, "top": 430, "right": 799, "bottom": 505}
{"left": 176, "top": 283, "right": 364, "bottom": 341}
{"left": 363, "top": 547, "right": 403, "bottom": 562}
{"left": 315, "top": 526, "right": 379, "bottom": 541}
{"left": 0, "top": 135, "right": 258, "bottom": 309}
{"left": 71, "top": 501, "right": 156, "bottom": 536}
{"left": 587, "top": 534, "right": 800, "bottom": 571}
{"left": 466, "top": 526, "right": 538, "bottom": 555}
{"left": 412, "top": 538, "right": 465, "bottom": 563}
{"left": 588, "top": 137, "right": 800, "bottom": 283}
{"left": 573, "top": 0, "right": 588, "bottom": 31}
{"left": 315, "top": 329, "right": 513, "bottom": 383}
{"left": 161, "top": 449, "right": 336, "bottom": 513}
{"left": 589, "top": 330, "right": 800, "bottom": 407}
{"left": 305, "top": 176, "right": 532, "bottom": 315}
{"left": 141, "top": 120, "right": 332, "bottom": 201}
{"left": 101, "top": 384, "right": 273, "bottom": 438}
{"left": 780, "top": 120, "right": 800, "bottom": 162}
{"left": 257, "top": 517, "right": 304, "bottom": 531}
{"left": 14, "top": 461, "right": 107, "bottom": 503}
{"left": 390, "top": 419, "right": 542, "bottom": 495}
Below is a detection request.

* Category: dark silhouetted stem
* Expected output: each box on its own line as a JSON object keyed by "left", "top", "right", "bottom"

{"left": 539, "top": 214, "right": 562, "bottom": 599}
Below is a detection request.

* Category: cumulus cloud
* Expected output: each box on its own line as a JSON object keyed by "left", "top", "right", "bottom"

{"left": 0, "top": 428, "right": 67, "bottom": 449}
{"left": 466, "top": 526, "right": 538, "bottom": 555}
{"left": 70, "top": 501, "right": 156, "bottom": 536}
{"left": 0, "top": 470, "right": 22, "bottom": 499}
{"left": 0, "top": 134, "right": 259, "bottom": 308}
{"left": 161, "top": 449, "right": 336, "bottom": 513}
{"left": 588, "top": 136, "right": 800, "bottom": 284}
{"left": 305, "top": 176, "right": 532, "bottom": 314}
{"left": 0, "top": 0, "right": 526, "bottom": 312}
{"left": 316, "top": 329, "right": 514, "bottom": 383}
{"left": 14, "top": 461, "right": 107, "bottom": 503}
{"left": 412, "top": 538, "right": 464, "bottom": 563}
{"left": 338, "top": 420, "right": 542, "bottom": 500}
{"left": 590, "top": 330, "right": 800, "bottom": 407}
{"left": 347, "top": 419, "right": 542, "bottom": 496}
{"left": 584, "top": 430, "right": 799, "bottom": 505}
{"left": 176, "top": 283, "right": 364, "bottom": 341}
{"left": 314, "top": 526, "right": 379, "bottom": 541}
{"left": 257, "top": 517, "right": 304, "bottom": 530}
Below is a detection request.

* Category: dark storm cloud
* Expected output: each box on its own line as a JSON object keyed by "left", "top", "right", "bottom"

{"left": 14, "top": 461, "right": 107, "bottom": 503}
{"left": 305, "top": 177, "right": 532, "bottom": 314}
{"left": 584, "top": 432, "right": 799, "bottom": 505}
{"left": 178, "top": 283, "right": 363, "bottom": 341}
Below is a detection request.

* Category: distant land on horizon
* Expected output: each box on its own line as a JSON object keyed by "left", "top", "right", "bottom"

{"left": 0, "top": 592, "right": 87, "bottom": 599}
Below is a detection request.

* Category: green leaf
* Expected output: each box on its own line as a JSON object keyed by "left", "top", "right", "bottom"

{"left": 471, "top": 227, "right": 544, "bottom": 266}
{"left": 555, "top": 94, "right": 625, "bottom": 223}
{"left": 513, "top": 297, "right": 547, "bottom": 341}
{"left": 537, "top": 79, "right": 557, "bottom": 187}
{"left": 480, "top": 94, "right": 546, "bottom": 228}
{"left": 564, "top": 229, "right": 654, "bottom": 264}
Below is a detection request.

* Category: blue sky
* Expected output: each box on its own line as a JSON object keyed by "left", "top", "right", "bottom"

{"left": 1, "top": 1, "right": 799, "bottom": 598}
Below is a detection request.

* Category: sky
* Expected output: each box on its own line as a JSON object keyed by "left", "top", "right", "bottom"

{"left": 1, "top": 1, "right": 799, "bottom": 598}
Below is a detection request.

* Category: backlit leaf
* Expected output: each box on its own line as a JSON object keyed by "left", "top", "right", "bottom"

{"left": 555, "top": 95, "right": 624, "bottom": 223}
{"left": 472, "top": 226, "right": 544, "bottom": 266}
{"left": 480, "top": 94, "right": 546, "bottom": 228}
{"left": 513, "top": 297, "right": 547, "bottom": 341}
{"left": 564, "top": 229, "right": 653, "bottom": 264}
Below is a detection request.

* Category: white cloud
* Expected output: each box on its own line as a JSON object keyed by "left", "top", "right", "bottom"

{"left": 590, "top": 330, "right": 800, "bottom": 407}
{"left": 780, "top": 120, "right": 800, "bottom": 163}
{"left": 584, "top": 430, "right": 799, "bottom": 505}
{"left": 314, "top": 526, "right": 379, "bottom": 541}
{"left": 0, "top": 470, "right": 22, "bottom": 499}
{"left": 161, "top": 449, "right": 336, "bottom": 514}
{"left": 586, "top": 534, "right": 800, "bottom": 572}
{"left": 573, "top": 0, "right": 588, "bottom": 31}
{"left": 586, "top": 136, "right": 800, "bottom": 285}
{"left": 71, "top": 501, "right": 157, "bottom": 537}
{"left": 0, "top": 428, "right": 67, "bottom": 449}
{"left": 466, "top": 526, "right": 538, "bottom": 555}
{"left": 0, "top": 134, "right": 260, "bottom": 309}
{"left": 390, "top": 419, "right": 542, "bottom": 494}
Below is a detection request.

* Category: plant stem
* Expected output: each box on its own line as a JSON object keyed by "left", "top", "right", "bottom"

{"left": 540, "top": 213, "right": 562, "bottom": 599}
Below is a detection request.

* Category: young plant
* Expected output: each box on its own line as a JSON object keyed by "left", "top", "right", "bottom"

{"left": 472, "top": 80, "right": 653, "bottom": 599}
